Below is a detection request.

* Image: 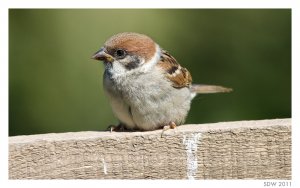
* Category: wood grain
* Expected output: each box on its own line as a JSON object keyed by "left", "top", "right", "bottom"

{"left": 9, "top": 119, "right": 291, "bottom": 179}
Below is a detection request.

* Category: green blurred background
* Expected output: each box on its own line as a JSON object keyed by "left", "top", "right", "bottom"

{"left": 9, "top": 9, "right": 291, "bottom": 136}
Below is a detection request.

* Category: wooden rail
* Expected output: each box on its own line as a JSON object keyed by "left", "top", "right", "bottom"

{"left": 9, "top": 118, "right": 291, "bottom": 179}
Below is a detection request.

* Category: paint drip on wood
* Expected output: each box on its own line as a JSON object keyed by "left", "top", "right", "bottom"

{"left": 102, "top": 158, "right": 107, "bottom": 175}
{"left": 183, "top": 133, "right": 202, "bottom": 180}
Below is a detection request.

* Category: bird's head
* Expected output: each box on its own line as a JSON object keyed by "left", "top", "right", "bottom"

{"left": 92, "top": 32, "right": 160, "bottom": 75}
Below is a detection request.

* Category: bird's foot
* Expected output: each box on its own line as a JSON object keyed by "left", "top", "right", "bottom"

{"left": 107, "top": 123, "right": 125, "bottom": 133}
{"left": 161, "top": 121, "right": 177, "bottom": 138}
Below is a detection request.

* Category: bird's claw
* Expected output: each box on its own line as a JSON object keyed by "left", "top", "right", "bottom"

{"left": 107, "top": 124, "right": 125, "bottom": 132}
{"left": 161, "top": 122, "right": 177, "bottom": 138}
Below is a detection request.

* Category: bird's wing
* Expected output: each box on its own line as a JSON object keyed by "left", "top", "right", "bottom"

{"left": 157, "top": 49, "right": 192, "bottom": 88}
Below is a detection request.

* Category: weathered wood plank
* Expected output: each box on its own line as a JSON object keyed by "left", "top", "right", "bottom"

{"left": 9, "top": 118, "right": 291, "bottom": 179}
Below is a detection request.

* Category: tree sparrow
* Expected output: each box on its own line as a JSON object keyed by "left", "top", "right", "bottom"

{"left": 92, "top": 32, "right": 232, "bottom": 132}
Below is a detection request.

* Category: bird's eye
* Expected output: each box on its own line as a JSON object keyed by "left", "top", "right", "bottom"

{"left": 115, "top": 49, "right": 126, "bottom": 58}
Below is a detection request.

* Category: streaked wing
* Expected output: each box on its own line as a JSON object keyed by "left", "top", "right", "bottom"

{"left": 157, "top": 49, "right": 192, "bottom": 88}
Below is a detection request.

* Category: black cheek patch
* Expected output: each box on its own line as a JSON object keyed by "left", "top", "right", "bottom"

{"left": 125, "top": 57, "right": 141, "bottom": 70}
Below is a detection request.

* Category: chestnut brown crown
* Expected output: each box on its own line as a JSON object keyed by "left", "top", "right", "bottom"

{"left": 104, "top": 32, "right": 157, "bottom": 61}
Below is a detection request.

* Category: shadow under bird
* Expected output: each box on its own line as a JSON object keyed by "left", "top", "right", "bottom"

{"left": 92, "top": 32, "right": 232, "bottom": 133}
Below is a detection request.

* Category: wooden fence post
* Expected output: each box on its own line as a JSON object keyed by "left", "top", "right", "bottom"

{"left": 9, "top": 118, "right": 291, "bottom": 179}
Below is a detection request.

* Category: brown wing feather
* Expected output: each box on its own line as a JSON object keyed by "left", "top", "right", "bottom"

{"left": 157, "top": 50, "right": 192, "bottom": 88}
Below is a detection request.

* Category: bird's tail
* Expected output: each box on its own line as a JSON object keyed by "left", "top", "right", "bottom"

{"left": 191, "top": 84, "right": 233, "bottom": 94}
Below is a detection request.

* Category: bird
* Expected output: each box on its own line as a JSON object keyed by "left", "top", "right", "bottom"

{"left": 92, "top": 32, "right": 232, "bottom": 133}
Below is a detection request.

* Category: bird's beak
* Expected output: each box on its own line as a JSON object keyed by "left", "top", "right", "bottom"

{"left": 91, "top": 48, "right": 114, "bottom": 62}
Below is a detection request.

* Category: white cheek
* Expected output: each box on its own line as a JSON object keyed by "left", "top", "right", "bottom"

{"left": 108, "top": 61, "right": 127, "bottom": 75}
{"left": 106, "top": 44, "right": 161, "bottom": 77}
